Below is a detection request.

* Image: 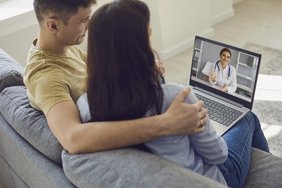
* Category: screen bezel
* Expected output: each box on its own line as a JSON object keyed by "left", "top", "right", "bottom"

{"left": 189, "top": 36, "right": 262, "bottom": 109}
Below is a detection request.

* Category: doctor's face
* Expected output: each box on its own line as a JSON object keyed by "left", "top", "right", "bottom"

{"left": 220, "top": 51, "right": 231, "bottom": 66}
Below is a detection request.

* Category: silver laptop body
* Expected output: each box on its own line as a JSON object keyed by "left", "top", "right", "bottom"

{"left": 189, "top": 36, "right": 261, "bottom": 136}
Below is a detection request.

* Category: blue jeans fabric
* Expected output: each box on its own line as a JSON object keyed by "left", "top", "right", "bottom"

{"left": 218, "top": 111, "right": 269, "bottom": 188}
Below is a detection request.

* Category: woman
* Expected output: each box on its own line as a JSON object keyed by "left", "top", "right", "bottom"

{"left": 77, "top": 0, "right": 269, "bottom": 187}
{"left": 206, "top": 48, "right": 237, "bottom": 93}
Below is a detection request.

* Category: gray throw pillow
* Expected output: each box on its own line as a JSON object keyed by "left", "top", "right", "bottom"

{"left": 0, "top": 48, "right": 24, "bottom": 92}
{"left": 0, "top": 86, "right": 63, "bottom": 164}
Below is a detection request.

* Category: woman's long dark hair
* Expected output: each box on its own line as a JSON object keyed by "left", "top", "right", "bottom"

{"left": 87, "top": 0, "right": 163, "bottom": 121}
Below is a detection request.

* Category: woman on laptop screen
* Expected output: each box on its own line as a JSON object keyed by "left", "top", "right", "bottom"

{"left": 202, "top": 48, "right": 237, "bottom": 93}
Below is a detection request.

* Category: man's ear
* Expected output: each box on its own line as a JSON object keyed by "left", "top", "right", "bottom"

{"left": 47, "top": 19, "right": 59, "bottom": 32}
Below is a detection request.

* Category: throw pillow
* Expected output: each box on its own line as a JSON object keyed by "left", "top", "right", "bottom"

{"left": 0, "top": 48, "right": 24, "bottom": 92}
{"left": 0, "top": 86, "right": 63, "bottom": 164}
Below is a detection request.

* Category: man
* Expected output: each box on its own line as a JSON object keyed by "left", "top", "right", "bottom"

{"left": 24, "top": 0, "right": 208, "bottom": 154}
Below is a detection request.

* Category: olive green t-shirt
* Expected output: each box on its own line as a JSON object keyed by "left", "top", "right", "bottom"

{"left": 24, "top": 40, "right": 87, "bottom": 115}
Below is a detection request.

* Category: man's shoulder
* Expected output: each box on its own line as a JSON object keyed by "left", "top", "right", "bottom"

{"left": 27, "top": 45, "right": 45, "bottom": 62}
{"left": 24, "top": 47, "right": 67, "bottom": 86}
{"left": 27, "top": 46, "right": 58, "bottom": 69}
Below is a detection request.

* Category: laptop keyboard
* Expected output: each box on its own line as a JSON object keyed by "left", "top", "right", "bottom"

{"left": 195, "top": 93, "right": 243, "bottom": 127}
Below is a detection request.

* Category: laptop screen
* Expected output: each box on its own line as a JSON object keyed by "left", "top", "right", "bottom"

{"left": 189, "top": 36, "right": 261, "bottom": 109}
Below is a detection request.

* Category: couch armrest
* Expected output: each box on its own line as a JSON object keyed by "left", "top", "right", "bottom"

{"left": 244, "top": 148, "right": 282, "bottom": 187}
{"left": 62, "top": 148, "right": 227, "bottom": 188}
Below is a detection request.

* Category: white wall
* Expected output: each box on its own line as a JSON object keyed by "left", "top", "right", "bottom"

{"left": 210, "top": 0, "right": 234, "bottom": 26}
{"left": 0, "top": 0, "right": 112, "bottom": 65}
{"left": 0, "top": 0, "right": 238, "bottom": 64}
{"left": 0, "top": 0, "right": 36, "bottom": 65}
{"left": 233, "top": 0, "right": 244, "bottom": 5}
{"left": 144, "top": 0, "right": 214, "bottom": 60}
{"left": 0, "top": 24, "right": 38, "bottom": 65}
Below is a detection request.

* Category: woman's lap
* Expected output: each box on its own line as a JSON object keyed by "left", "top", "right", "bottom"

{"left": 218, "top": 111, "right": 269, "bottom": 188}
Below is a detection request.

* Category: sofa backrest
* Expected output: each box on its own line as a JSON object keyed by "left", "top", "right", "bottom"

{"left": 0, "top": 48, "right": 63, "bottom": 164}
{"left": 0, "top": 48, "right": 24, "bottom": 92}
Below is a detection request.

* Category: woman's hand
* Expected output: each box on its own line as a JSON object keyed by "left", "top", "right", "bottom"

{"left": 155, "top": 60, "right": 165, "bottom": 76}
{"left": 210, "top": 71, "right": 217, "bottom": 82}
{"left": 220, "top": 84, "right": 228, "bottom": 92}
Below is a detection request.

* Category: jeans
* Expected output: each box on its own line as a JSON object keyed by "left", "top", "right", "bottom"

{"left": 218, "top": 111, "right": 269, "bottom": 188}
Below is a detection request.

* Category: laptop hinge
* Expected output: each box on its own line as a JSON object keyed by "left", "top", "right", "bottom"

{"left": 194, "top": 87, "right": 244, "bottom": 108}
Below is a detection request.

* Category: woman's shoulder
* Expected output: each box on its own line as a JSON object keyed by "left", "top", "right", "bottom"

{"left": 161, "top": 83, "right": 192, "bottom": 101}
{"left": 161, "top": 83, "right": 198, "bottom": 111}
{"left": 161, "top": 83, "right": 185, "bottom": 95}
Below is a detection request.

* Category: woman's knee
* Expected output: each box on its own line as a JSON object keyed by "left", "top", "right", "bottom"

{"left": 245, "top": 111, "right": 260, "bottom": 126}
{"left": 245, "top": 111, "right": 256, "bottom": 119}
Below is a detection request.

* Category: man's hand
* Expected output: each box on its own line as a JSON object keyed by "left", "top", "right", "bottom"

{"left": 162, "top": 88, "right": 208, "bottom": 135}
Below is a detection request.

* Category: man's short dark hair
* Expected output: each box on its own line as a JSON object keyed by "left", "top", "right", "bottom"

{"left": 33, "top": 0, "right": 96, "bottom": 25}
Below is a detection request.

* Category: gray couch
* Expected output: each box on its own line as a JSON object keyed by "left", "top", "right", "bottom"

{"left": 0, "top": 48, "right": 282, "bottom": 188}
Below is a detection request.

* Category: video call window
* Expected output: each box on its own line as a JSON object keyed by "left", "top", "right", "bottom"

{"left": 190, "top": 37, "right": 260, "bottom": 102}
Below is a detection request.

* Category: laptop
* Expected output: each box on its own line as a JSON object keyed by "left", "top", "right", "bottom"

{"left": 188, "top": 36, "right": 261, "bottom": 136}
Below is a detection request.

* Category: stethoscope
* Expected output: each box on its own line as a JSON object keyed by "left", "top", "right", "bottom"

{"left": 215, "top": 60, "right": 231, "bottom": 79}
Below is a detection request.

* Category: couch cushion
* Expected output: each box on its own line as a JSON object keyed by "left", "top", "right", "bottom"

{"left": 62, "top": 148, "right": 227, "bottom": 188}
{"left": 0, "top": 48, "right": 24, "bottom": 92}
{"left": 0, "top": 114, "right": 75, "bottom": 188}
{"left": 0, "top": 86, "right": 63, "bottom": 164}
{"left": 244, "top": 148, "right": 282, "bottom": 187}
